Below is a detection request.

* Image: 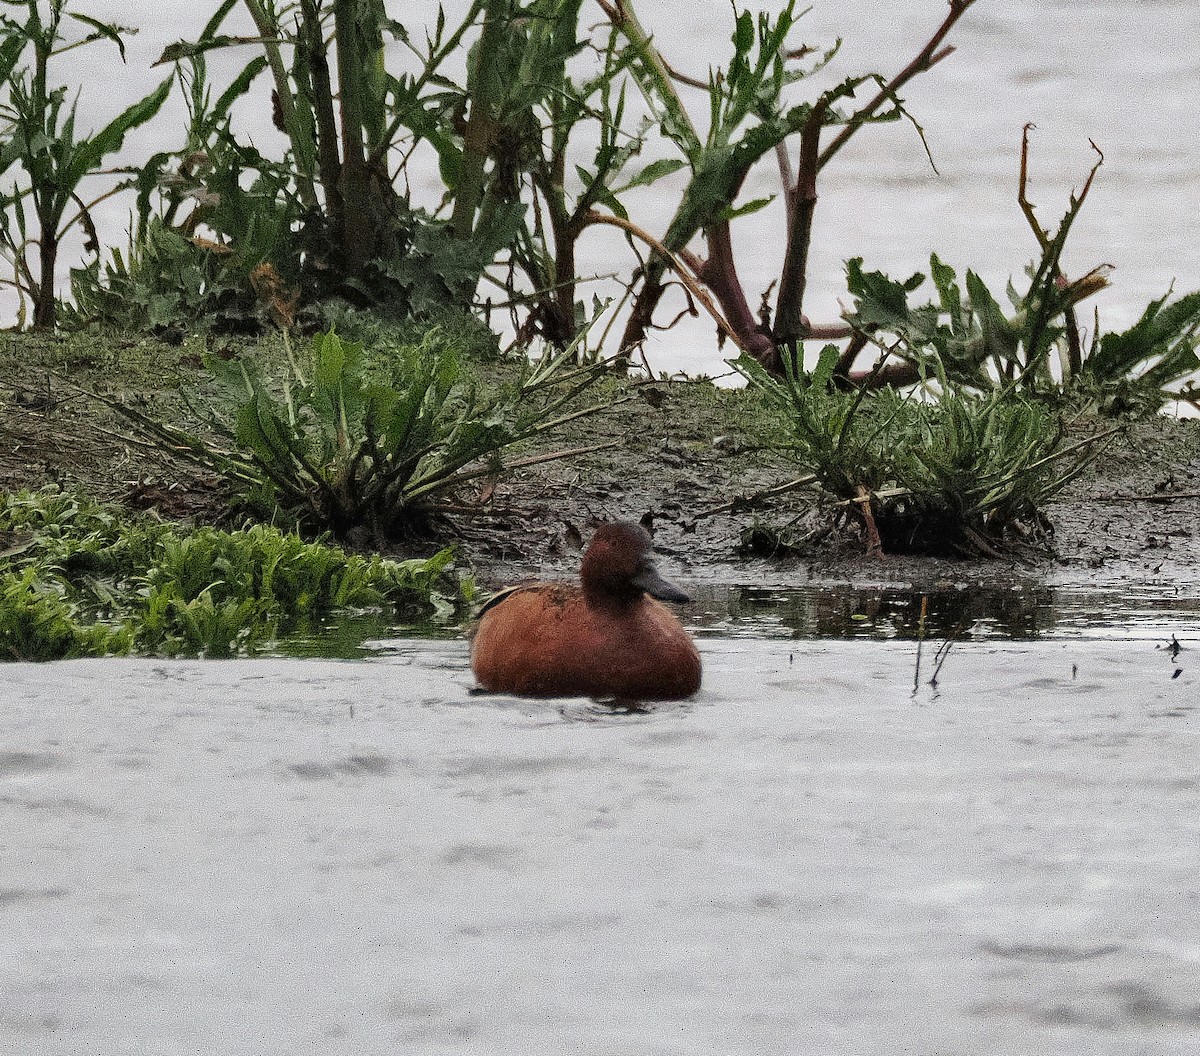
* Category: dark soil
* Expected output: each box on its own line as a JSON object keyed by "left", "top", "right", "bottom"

{"left": 3, "top": 327, "right": 1199, "bottom": 596}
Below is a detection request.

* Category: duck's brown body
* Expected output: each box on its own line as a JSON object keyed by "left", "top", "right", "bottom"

{"left": 470, "top": 523, "right": 702, "bottom": 700}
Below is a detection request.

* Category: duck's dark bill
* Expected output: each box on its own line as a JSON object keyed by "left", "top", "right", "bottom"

{"left": 632, "top": 563, "right": 691, "bottom": 604}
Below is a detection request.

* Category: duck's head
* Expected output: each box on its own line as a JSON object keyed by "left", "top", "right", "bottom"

{"left": 580, "top": 522, "right": 691, "bottom": 605}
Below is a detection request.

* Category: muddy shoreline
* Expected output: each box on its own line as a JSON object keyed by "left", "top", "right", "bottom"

{"left": 3, "top": 329, "right": 1199, "bottom": 599}
{"left": 455, "top": 390, "right": 1200, "bottom": 599}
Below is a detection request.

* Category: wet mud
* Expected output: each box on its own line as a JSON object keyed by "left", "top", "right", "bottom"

{"left": 2, "top": 333, "right": 1199, "bottom": 598}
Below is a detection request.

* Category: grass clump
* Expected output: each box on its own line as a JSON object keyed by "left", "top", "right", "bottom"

{"left": 872, "top": 388, "right": 1099, "bottom": 554}
{"left": 736, "top": 347, "right": 1109, "bottom": 557}
{"left": 0, "top": 489, "right": 471, "bottom": 660}
{"left": 109, "top": 324, "right": 616, "bottom": 541}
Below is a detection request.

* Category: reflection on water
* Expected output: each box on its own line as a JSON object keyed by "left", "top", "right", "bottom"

{"left": 278, "top": 610, "right": 462, "bottom": 659}
{"left": 276, "top": 582, "right": 1200, "bottom": 660}
{"left": 690, "top": 583, "right": 1200, "bottom": 642}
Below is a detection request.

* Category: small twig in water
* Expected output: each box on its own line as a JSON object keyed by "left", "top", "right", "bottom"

{"left": 928, "top": 610, "right": 976, "bottom": 688}
{"left": 912, "top": 594, "right": 929, "bottom": 695}
{"left": 929, "top": 635, "right": 955, "bottom": 688}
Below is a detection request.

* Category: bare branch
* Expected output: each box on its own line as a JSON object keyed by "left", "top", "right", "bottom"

{"left": 583, "top": 210, "right": 749, "bottom": 352}
{"left": 818, "top": 0, "right": 977, "bottom": 169}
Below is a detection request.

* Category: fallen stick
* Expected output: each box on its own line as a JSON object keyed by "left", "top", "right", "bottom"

{"left": 1084, "top": 491, "right": 1200, "bottom": 504}
{"left": 688, "top": 474, "right": 817, "bottom": 523}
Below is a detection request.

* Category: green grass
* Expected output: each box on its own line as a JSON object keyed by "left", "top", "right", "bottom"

{"left": 735, "top": 347, "right": 1111, "bottom": 555}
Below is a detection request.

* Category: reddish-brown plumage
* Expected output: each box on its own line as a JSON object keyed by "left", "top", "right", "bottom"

{"left": 471, "top": 523, "right": 702, "bottom": 700}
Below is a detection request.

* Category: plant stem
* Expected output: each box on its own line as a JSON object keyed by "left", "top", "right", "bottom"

{"left": 773, "top": 102, "right": 826, "bottom": 348}
{"left": 817, "top": 0, "right": 976, "bottom": 169}
{"left": 451, "top": 0, "right": 508, "bottom": 240}
{"left": 300, "top": 0, "right": 344, "bottom": 239}
{"left": 584, "top": 210, "right": 747, "bottom": 351}
{"left": 595, "top": 0, "right": 700, "bottom": 156}
{"left": 240, "top": 0, "right": 318, "bottom": 208}
{"left": 698, "top": 221, "right": 780, "bottom": 368}
{"left": 334, "top": 0, "right": 377, "bottom": 272}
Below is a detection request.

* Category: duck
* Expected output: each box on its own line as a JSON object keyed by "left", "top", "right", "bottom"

{"left": 471, "top": 521, "right": 702, "bottom": 700}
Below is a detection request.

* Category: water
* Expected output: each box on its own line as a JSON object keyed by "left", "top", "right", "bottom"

{"left": 5, "top": 2, "right": 1200, "bottom": 1043}
{"left": 285, "top": 582, "right": 1200, "bottom": 658}
{"left": 3, "top": 631, "right": 1198, "bottom": 1054}
{"left": 8, "top": 0, "right": 1199, "bottom": 376}
{"left": 688, "top": 583, "right": 1200, "bottom": 643}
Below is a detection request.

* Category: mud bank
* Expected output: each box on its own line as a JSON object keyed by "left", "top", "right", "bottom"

{"left": 2, "top": 330, "right": 1198, "bottom": 597}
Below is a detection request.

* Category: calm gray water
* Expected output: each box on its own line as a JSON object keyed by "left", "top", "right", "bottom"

{"left": 3, "top": 635, "right": 1199, "bottom": 1054}
{"left": 8, "top": 0, "right": 1199, "bottom": 376}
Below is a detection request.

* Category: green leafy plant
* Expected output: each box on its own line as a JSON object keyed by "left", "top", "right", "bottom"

{"left": 65, "top": 1, "right": 542, "bottom": 330}
{"left": 601, "top": 0, "right": 976, "bottom": 369}
{"left": 0, "top": 0, "right": 172, "bottom": 327}
{"left": 876, "top": 388, "right": 1103, "bottom": 554}
{"left": 0, "top": 565, "right": 131, "bottom": 659}
{"left": 149, "top": 0, "right": 402, "bottom": 281}
{"left": 64, "top": 0, "right": 733, "bottom": 342}
{"left": 0, "top": 488, "right": 471, "bottom": 659}
{"left": 107, "top": 326, "right": 618, "bottom": 539}
{"left": 195, "top": 4, "right": 494, "bottom": 308}
{"left": 64, "top": 0, "right": 300, "bottom": 331}
{"left": 843, "top": 255, "right": 1200, "bottom": 416}
{"left": 734, "top": 344, "right": 887, "bottom": 499}
{"left": 838, "top": 130, "right": 1200, "bottom": 409}
{"left": 448, "top": 0, "right": 670, "bottom": 350}
{"left": 67, "top": 217, "right": 254, "bottom": 332}
{"left": 1076, "top": 291, "right": 1200, "bottom": 415}
{"left": 735, "top": 348, "right": 1110, "bottom": 556}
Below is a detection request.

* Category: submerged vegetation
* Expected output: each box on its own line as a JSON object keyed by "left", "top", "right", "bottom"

{"left": 1, "top": 0, "right": 1199, "bottom": 600}
{"left": 0, "top": 489, "right": 471, "bottom": 660}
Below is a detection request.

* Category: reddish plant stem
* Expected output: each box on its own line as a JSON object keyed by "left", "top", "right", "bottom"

{"left": 854, "top": 484, "right": 885, "bottom": 560}
{"left": 1018, "top": 124, "right": 1105, "bottom": 378}
{"left": 532, "top": 94, "right": 581, "bottom": 347}
{"left": 818, "top": 0, "right": 976, "bottom": 169}
{"left": 846, "top": 358, "right": 924, "bottom": 389}
{"left": 585, "top": 211, "right": 751, "bottom": 353}
{"left": 300, "top": 0, "right": 344, "bottom": 247}
{"left": 770, "top": 0, "right": 976, "bottom": 362}
{"left": 614, "top": 0, "right": 977, "bottom": 375}
{"left": 774, "top": 102, "right": 826, "bottom": 347}
{"left": 834, "top": 330, "right": 869, "bottom": 379}
{"left": 698, "top": 222, "right": 781, "bottom": 369}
